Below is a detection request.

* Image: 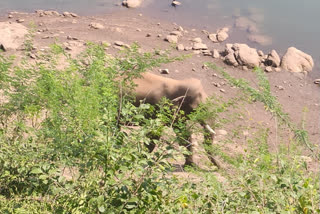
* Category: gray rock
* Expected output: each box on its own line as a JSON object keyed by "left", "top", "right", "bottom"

{"left": 170, "top": 30, "right": 183, "bottom": 37}
{"left": 122, "top": 0, "right": 143, "bottom": 8}
{"left": 265, "top": 66, "right": 273, "bottom": 72}
{"left": 212, "top": 49, "right": 220, "bottom": 58}
{"left": 233, "top": 43, "right": 261, "bottom": 68}
{"left": 265, "top": 49, "right": 281, "bottom": 67}
{"left": 63, "top": 12, "right": 73, "bottom": 17}
{"left": 16, "top": 19, "right": 24, "bottom": 23}
{"left": 216, "top": 27, "right": 229, "bottom": 42}
{"left": 172, "top": 1, "right": 181, "bottom": 6}
{"left": 89, "top": 22, "right": 104, "bottom": 29}
{"left": 257, "top": 50, "right": 264, "bottom": 57}
{"left": 193, "top": 43, "right": 208, "bottom": 50}
{"left": 159, "top": 69, "right": 169, "bottom": 74}
{"left": 177, "top": 44, "right": 184, "bottom": 51}
{"left": 208, "top": 34, "right": 218, "bottom": 43}
{"left": 314, "top": 79, "right": 320, "bottom": 84}
{"left": 281, "top": 47, "right": 314, "bottom": 73}
{"left": 224, "top": 53, "right": 239, "bottom": 67}
{"left": 165, "top": 35, "right": 178, "bottom": 43}
{"left": 114, "top": 41, "right": 125, "bottom": 46}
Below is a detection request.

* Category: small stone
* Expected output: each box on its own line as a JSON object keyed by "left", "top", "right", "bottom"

{"left": 157, "top": 34, "right": 162, "bottom": 38}
{"left": 213, "top": 82, "right": 221, "bottom": 87}
{"left": 157, "top": 22, "right": 161, "bottom": 25}
{"left": 220, "top": 89, "right": 226, "bottom": 93}
{"left": 172, "top": 1, "right": 181, "bottom": 6}
{"left": 208, "top": 34, "right": 218, "bottom": 43}
{"left": 165, "top": 35, "right": 178, "bottom": 43}
{"left": 177, "top": 44, "right": 184, "bottom": 51}
{"left": 41, "top": 35, "right": 50, "bottom": 39}
{"left": 170, "top": 31, "right": 183, "bottom": 37}
{"left": 193, "top": 43, "right": 208, "bottom": 50}
{"left": 314, "top": 79, "right": 320, "bottom": 84}
{"left": 212, "top": 49, "right": 220, "bottom": 59}
{"left": 192, "top": 68, "right": 196, "bottom": 71}
{"left": 242, "top": 66, "right": 249, "bottom": 71}
{"left": 8, "top": 15, "right": 13, "bottom": 18}
{"left": 159, "top": 69, "right": 169, "bottom": 74}
{"left": 114, "top": 41, "right": 125, "bottom": 46}
{"left": 178, "top": 26, "right": 184, "bottom": 31}
{"left": 63, "top": 12, "right": 73, "bottom": 17}
{"left": 275, "top": 67, "right": 281, "bottom": 72}
{"left": 202, "top": 30, "right": 209, "bottom": 35}
{"left": 146, "top": 33, "right": 152, "bottom": 37}
{"left": 136, "top": 28, "right": 141, "bottom": 32}
{"left": 70, "top": 12, "right": 78, "bottom": 17}
{"left": 184, "top": 46, "right": 192, "bottom": 51}
{"left": 29, "top": 53, "right": 36, "bottom": 59}
{"left": 16, "top": 19, "right": 24, "bottom": 23}
{"left": 202, "top": 50, "right": 212, "bottom": 56}
{"left": 276, "top": 85, "right": 284, "bottom": 90}
{"left": 138, "top": 13, "right": 142, "bottom": 16}
{"left": 265, "top": 66, "right": 273, "bottom": 72}
{"left": 258, "top": 50, "right": 264, "bottom": 56}
{"left": 89, "top": 22, "right": 104, "bottom": 29}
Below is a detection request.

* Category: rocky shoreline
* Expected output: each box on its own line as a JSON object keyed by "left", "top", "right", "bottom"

{"left": 0, "top": 9, "right": 316, "bottom": 77}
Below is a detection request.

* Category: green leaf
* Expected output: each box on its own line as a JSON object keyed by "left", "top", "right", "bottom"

{"left": 98, "top": 206, "right": 105, "bottom": 213}
{"left": 30, "top": 168, "right": 43, "bottom": 174}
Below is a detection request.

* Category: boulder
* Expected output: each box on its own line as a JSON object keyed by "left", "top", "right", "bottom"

{"left": 89, "top": 22, "right": 104, "bottom": 29}
{"left": 165, "top": 35, "right": 178, "bottom": 43}
{"left": 193, "top": 43, "right": 208, "bottom": 50}
{"left": 224, "top": 53, "right": 238, "bottom": 66}
{"left": 0, "top": 22, "right": 28, "bottom": 51}
{"left": 265, "top": 50, "right": 281, "bottom": 67}
{"left": 281, "top": 47, "right": 314, "bottom": 73}
{"left": 216, "top": 27, "right": 229, "bottom": 42}
{"left": 122, "top": 0, "right": 143, "bottom": 8}
{"left": 212, "top": 49, "right": 220, "bottom": 59}
{"left": 208, "top": 33, "right": 218, "bottom": 43}
{"left": 233, "top": 43, "right": 260, "bottom": 68}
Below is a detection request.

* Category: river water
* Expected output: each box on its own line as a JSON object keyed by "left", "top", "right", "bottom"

{"left": 0, "top": 0, "right": 319, "bottom": 74}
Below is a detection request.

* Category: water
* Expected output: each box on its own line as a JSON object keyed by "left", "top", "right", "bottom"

{"left": 1, "top": 0, "right": 319, "bottom": 74}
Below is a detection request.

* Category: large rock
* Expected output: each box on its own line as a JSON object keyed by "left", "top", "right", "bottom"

{"left": 216, "top": 27, "right": 229, "bottom": 42}
{"left": 122, "top": 0, "right": 143, "bottom": 8}
{"left": 193, "top": 42, "right": 208, "bottom": 50}
{"left": 165, "top": 35, "right": 178, "bottom": 43}
{"left": 0, "top": 22, "right": 28, "bottom": 51}
{"left": 265, "top": 49, "right": 281, "bottom": 67}
{"left": 208, "top": 27, "right": 229, "bottom": 43}
{"left": 233, "top": 43, "right": 261, "bottom": 68}
{"left": 281, "top": 47, "right": 314, "bottom": 73}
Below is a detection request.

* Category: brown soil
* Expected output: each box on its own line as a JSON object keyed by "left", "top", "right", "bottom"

{"left": 1, "top": 9, "right": 319, "bottom": 173}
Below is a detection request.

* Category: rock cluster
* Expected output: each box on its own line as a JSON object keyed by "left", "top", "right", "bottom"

{"left": 219, "top": 44, "right": 314, "bottom": 73}
{"left": 208, "top": 27, "right": 229, "bottom": 43}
